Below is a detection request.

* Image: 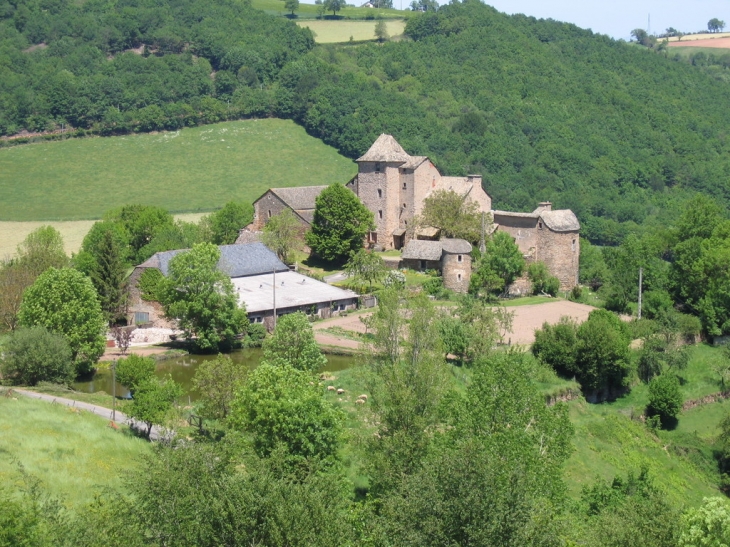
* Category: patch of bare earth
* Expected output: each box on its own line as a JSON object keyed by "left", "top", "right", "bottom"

{"left": 668, "top": 37, "right": 730, "bottom": 48}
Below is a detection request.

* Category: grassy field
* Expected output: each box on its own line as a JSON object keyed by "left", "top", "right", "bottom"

{"left": 297, "top": 19, "right": 406, "bottom": 42}
{"left": 0, "top": 213, "right": 205, "bottom": 259}
{"left": 0, "top": 391, "right": 150, "bottom": 508}
{"left": 0, "top": 118, "right": 356, "bottom": 222}
{"left": 253, "top": 0, "right": 408, "bottom": 20}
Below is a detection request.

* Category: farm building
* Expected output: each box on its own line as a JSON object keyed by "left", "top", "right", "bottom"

{"left": 401, "top": 238, "right": 472, "bottom": 293}
{"left": 127, "top": 243, "right": 358, "bottom": 330}
{"left": 250, "top": 186, "right": 328, "bottom": 231}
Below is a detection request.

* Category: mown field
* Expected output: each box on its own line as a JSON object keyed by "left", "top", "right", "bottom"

{"left": 297, "top": 19, "right": 406, "bottom": 42}
{"left": 0, "top": 213, "right": 205, "bottom": 259}
{"left": 0, "top": 391, "right": 150, "bottom": 508}
{"left": 0, "top": 118, "right": 357, "bottom": 222}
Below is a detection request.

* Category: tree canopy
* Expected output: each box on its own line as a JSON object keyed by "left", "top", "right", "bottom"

{"left": 261, "top": 311, "right": 327, "bottom": 372}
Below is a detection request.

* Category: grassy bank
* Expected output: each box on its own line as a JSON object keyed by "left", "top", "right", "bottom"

{"left": 0, "top": 391, "right": 150, "bottom": 508}
{"left": 0, "top": 118, "right": 356, "bottom": 221}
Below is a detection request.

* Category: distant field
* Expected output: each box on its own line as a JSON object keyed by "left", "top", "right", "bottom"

{"left": 0, "top": 213, "right": 205, "bottom": 259}
{"left": 252, "top": 0, "right": 408, "bottom": 20}
{"left": 668, "top": 37, "right": 730, "bottom": 49}
{"left": 297, "top": 19, "right": 406, "bottom": 42}
{"left": 0, "top": 118, "right": 357, "bottom": 221}
{"left": 667, "top": 32, "right": 730, "bottom": 42}
{"left": 0, "top": 392, "right": 150, "bottom": 508}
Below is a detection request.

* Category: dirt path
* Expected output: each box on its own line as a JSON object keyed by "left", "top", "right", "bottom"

{"left": 311, "top": 300, "right": 597, "bottom": 350}
{"left": 12, "top": 388, "right": 164, "bottom": 441}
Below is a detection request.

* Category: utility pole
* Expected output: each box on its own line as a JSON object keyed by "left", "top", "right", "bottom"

{"left": 637, "top": 267, "right": 643, "bottom": 320}
{"left": 479, "top": 212, "right": 486, "bottom": 254}
{"left": 112, "top": 359, "right": 117, "bottom": 422}
{"left": 273, "top": 268, "right": 277, "bottom": 330}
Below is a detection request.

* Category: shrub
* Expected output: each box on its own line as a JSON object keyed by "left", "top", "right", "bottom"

{"left": 532, "top": 317, "right": 578, "bottom": 377}
{"left": 244, "top": 323, "right": 267, "bottom": 348}
{"left": 647, "top": 374, "right": 683, "bottom": 427}
{"left": 570, "top": 285, "right": 583, "bottom": 301}
{"left": 115, "top": 354, "right": 156, "bottom": 391}
{"left": 642, "top": 289, "right": 673, "bottom": 320}
{"left": 423, "top": 277, "right": 443, "bottom": 296}
{"left": 0, "top": 326, "right": 73, "bottom": 386}
{"left": 383, "top": 270, "right": 406, "bottom": 289}
{"left": 527, "top": 262, "right": 560, "bottom": 296}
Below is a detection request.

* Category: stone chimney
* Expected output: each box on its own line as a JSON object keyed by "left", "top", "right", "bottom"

{"left": 467, "top": 174, "right": 482, "bottom": 186}
{"left": 536, "top": 201, "right": 552, "bottom": 212}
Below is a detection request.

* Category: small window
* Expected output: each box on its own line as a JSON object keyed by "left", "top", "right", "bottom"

{"left": 403, "top": 203, "right": 407, "bottom": 209}
{"left": 403, "top": 182, "right": 407, "bottom": 189}
{"left": 369, "top": 231, "right": 378, "bottom": 244}
{"left": 377, "top": 188, "right": 382, "bottom": 198}
{"left": 457, "top": 273, "right": 462, "bottom": 281}
{"left": 378, "top": 210, "right": 383, "bottom": 219}
{"left": 404, "top": 220, "right": 407, "bottom": 226}
{"left": 268, "top": 210, "right": 272, "bottom": 219}
{"left": 572, "top": 239, "right": 576, "bottom": 252}
{"left": 420, "top": 260, "right": 426, "bottom": 270}
{"left": 375, "top": 163, "right": 382, "bottom": 173}
{"left": 538, "top": 221, "right": 543, "bottom": 229}
{"left": 457, "top": 254, "right": 462, "bottom": 263}
{"left": 134, "top": 312, "right": 149, "bottom": 324}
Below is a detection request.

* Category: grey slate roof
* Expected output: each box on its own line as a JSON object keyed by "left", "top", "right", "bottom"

{"left": 540, "top": 210, "right": 580, "bottom": 232}
{"left": 270, "top": 186, "right": 328, "bottom": 211}
{"left": 138, "top": 243, "right": 289, "bottom": 278}
{"left": 441, "top": 239, "right": 472, "bottom": 254}
{"left": 401, "top": 240, "right": 444, "bottom": 261}
{"left": 356, "top": 134, "right": 412, "bottom": 164}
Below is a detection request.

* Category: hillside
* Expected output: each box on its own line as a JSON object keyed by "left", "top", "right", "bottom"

{"left": 0, "top": 119, "right": 356, "bottom": 221}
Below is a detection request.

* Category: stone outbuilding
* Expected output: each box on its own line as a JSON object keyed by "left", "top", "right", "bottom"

{"left": 492, "top": 202, "right": 580, "bottom": 291}
{"left": 250, "top": 186, "right": 329, "bottom": 231}
{"left": 401, "top": 238, "right": 472, "bottom": 293}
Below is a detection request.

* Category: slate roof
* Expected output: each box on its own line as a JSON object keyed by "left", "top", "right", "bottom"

{"left": 356, "top": 134, "right": 412, "bottom": 164}
{"left": 441, "top": 239, "right": 472, "bottom": 254}
{"left": 540, "top": 210, "right": 580, "bottom": 232}
{"left": 138, "top": 243, "right": 289, "bottom": 278}
{"left": 270, "top": 186, "right": 328, "bottom": 211}
{"left": 401, "top": 240, "right": 444, "bottom": 261}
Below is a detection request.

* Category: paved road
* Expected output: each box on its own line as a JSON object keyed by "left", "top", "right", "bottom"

{"left": 13, "top": 388, "right": 165, "bottom": 441}
{"left": 323, "top": 271, "right": 349, "bottom": 284}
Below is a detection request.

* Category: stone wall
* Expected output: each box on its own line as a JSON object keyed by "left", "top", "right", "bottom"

{"left": 356, "top": 162, "right": 402, "bottom": 249}
{"left": 127, "top": 267, "right": 177, "bottom": 329}
{"left": 537, "top": 227, "right": 579, "bottom": 290}
{"left": 252, "top": 192, "right": 308, "bottom": 231}
{"left": 412, "top": 160, "right": 442, "bottom": 217}
{"left": 441, "top": 252, "right": 471, "bottom": 293}
{"left": 493, "top": 213, "right": 538, "bottom": 256}
{"left": 402, "top": 258, "right": 441, "bottom": 271}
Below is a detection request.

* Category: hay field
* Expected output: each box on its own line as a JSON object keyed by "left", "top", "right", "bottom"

{"left": 297, "top": 19, "right": 406, "bottom": 42}
{"left": 667, "top": 32, "right": 730, "bottom": 42}
{"left": 0, "top": 213, "right": 205, "bottom": 259}
{"left": 0, "top": 118, "right": 356, "bottom": 222}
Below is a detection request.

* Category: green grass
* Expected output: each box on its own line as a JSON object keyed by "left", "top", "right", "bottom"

{"left": 0, "top": 118, "right": 356, "bottom": 221}
{"left": 501, "top": 295, "right": 558, "bottom": 307}
{"left": 0, "top": 390, "right": 150, "bottom": 508}
{"left": 296, "top": 19, "right": 406, "bottom": 43}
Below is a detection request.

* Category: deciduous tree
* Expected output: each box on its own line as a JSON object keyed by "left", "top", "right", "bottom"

{"left": 115, "top": 354, "right": 156, "bottom": 392}
{"left": 679, "top": 497, "right": 730, "bottom": 546}
{"left": 470, "top": 231, "right": 524, "bottom": 297}
{"left": 262, "top": 311, "right": 326, "bottom": 372}
{"left": 647, "top": 373, "right": 683, "bottom": 428}
{"left": 415, "top": 189, "right": 481, "bottom": 242}
{"left": 708, "top": 18, "right": 725, "bottom": 33}
{"left": 19, "top": 267, "right": 106, "bottom": 377}
{"left": 344, "top": 248, "right": 386, "bottom": 290}
{"left": 207, "top": 201, "right": 254, "bottom": 245}
{"left": 127, "top": 376, "right": 183, "bottom": 439}
{"left": 261, "top": 208, "right": 300, "bottom": 264}
{"left": 229, "top": 363, "right": 343, "bottom": 464}
{"left": 161, "top": 243, "right": 248, "bottom": 352}
{"left": 192, "top": 353, "right": 247, "bottom": 419}
{"left": 305, "top": 183, "right": 374, "bottom": 264}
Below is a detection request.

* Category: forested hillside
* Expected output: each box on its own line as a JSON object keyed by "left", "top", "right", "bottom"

{"left": 3, "top": 0, "right": 730, "bottom": 243}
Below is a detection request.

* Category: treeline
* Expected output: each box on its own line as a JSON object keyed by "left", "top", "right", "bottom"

{"left": 5, "top": 0, "right": 730, "bottom": 245}
{"left": 0, "top": 0, "right": 312, "bottom": 134}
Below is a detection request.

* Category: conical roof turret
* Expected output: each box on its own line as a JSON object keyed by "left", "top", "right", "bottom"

{"left": 356, "top": 134, "right": 412, "bottom": 164}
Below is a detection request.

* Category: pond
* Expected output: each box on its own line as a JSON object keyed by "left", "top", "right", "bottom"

{"left": 73, "top": 349, "right": 358, "bottom": 402}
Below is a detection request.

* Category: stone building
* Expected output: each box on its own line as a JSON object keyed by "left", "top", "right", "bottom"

{"left": 250, "top": 186, "right": 328, "bottom": 231}
{"left": 401, "top": 238, "right": 473, "bottom": 293}
{"left": 492, "top": 202, "right": 580, "bottom": 291}
{"left": 127, "top": 243, "right": 358, "bottom": 330}
{"left": 346, "top": 134, "right": 491, "bottom": 250}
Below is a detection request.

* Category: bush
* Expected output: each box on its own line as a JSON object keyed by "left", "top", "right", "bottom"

{"left": 115, "top": 354, "right": 156, "bottom": 391}
{"left": 244, "top": 323, "right": 267, "bottom": 348}
{"left": 423, "top": 277, "right": 443, "bottom": 296}
{"left": 0, "top": 326, "right": 74, "bottom": 386}
{"left": 642, "top": 289, "right": 673, "bottom": 320}
{"left": 570, "top": 285, "right": 583, "bottom": 301}
{"left": 527, "top": 262, "right": 560, "bottom": 296}
{"left": 383, "top": 270, "right": 406, "bottom": 289}
{"left": 532, "top": 317, "right": 578, "bottom": 377}
{"left": 647, "top": 374, "right": 683, "bottom": 428}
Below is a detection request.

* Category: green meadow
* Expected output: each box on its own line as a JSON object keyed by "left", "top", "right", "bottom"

{"left": 0, "top": 391, "right": 150, "bottom": 508}
{"left": 0, "top": 118, "right": 357, "bottom": 221}
{"left": 297, "top": 19, "right": 406, "bottom": 43}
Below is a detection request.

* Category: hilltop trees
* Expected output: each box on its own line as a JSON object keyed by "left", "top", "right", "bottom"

{"left": 708, "top": 18, "right": 725, "bottom": 33}
{"left": 160, "top": 243, "right": 247, "bottom": 352}
{"left": 306, "top": 183, "right": 374, "bottom": 263}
